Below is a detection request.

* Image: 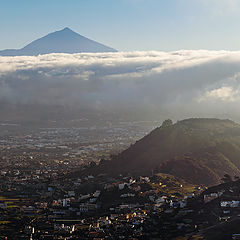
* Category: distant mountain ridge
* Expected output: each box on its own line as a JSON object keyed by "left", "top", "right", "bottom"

{"left": 98, "top": 118, "right": 240, "bottom": 185}
{"left": 0, "top": 27, "right": 117, "bottom": 56}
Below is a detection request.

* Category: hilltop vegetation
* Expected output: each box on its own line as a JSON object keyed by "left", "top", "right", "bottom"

{"left": 102, "top": 118, "right": 240, "bottom": 185}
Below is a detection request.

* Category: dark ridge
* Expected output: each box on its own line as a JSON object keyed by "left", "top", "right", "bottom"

{"left": 96, "top": 118, "right": 240, "bottom": 186}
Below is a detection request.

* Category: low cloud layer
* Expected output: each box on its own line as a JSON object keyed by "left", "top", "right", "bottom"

{"left": 1, "top": 50, "right": 240, "bottom": 120}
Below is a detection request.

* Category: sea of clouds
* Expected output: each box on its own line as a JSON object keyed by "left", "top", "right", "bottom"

{"left": 1, "top": 50, "right": 240, "bottom": 119}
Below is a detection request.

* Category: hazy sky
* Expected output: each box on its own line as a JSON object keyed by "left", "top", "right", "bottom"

{"left": 1, "top": 0, "right": 240, "bottom": 51}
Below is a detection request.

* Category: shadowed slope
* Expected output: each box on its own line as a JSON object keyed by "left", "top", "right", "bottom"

{"left": 103, "top": 118, "right": 240, "bottom": 185}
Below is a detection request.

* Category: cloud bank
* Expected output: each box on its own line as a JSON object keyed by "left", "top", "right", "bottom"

{"left": 1, "top": 50, "right": 240, "bottom": 120}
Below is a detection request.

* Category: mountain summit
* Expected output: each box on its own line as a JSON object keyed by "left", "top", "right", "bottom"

{"left": 0, "top": 27, "right": 117, "bottom": 56}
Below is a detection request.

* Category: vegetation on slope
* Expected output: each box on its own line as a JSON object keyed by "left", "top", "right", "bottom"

{"left": 106, "top": 118, "right": 240, "bottom": 185}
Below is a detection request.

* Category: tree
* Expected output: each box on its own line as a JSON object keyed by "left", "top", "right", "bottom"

{"left": 221, "top": 174, "right": 232, "bottom": 183}
{"left": 161, "top": 119, "right": 173, "bottom": 128}
{"left": 234, "top": 175, "right": 239, "bottom": 181}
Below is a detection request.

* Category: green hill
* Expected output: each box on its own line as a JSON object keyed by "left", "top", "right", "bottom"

{"left": 105, "top": 118, "right": 240, "bottom": 185}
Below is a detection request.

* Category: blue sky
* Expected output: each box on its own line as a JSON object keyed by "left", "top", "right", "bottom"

{"left": 1, "top": 0, "right": 240, "bottom": 51}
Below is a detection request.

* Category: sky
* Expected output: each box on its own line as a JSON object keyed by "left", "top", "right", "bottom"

{"left": 1, "top": 0, "right": 240, "bottom": 51}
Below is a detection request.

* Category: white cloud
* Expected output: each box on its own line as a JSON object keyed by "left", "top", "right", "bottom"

{"left": 1, "top": 50, "right": 240, "bottom": 119}
{"left": 0, "top": 50, "right": 230, "bottom": 76}
{"left": 198, "top": 86, "right": 240, "bottom": 102}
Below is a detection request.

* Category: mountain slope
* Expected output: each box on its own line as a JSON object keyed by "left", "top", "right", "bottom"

{"left": 103, "top": 118, "right": 240, "bottom": 185}
{"left": 0, "top": 27, "right": 117, "bottom": 56}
